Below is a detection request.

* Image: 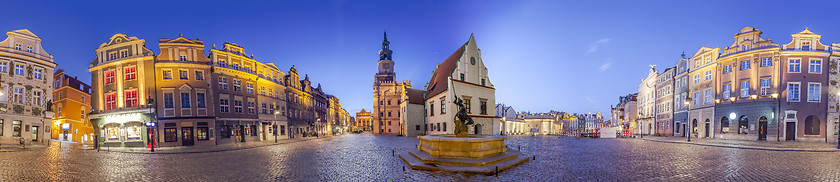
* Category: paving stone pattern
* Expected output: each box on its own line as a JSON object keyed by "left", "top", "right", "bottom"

{"left": 1, "top": 134, "right": 839, "bottom": 181}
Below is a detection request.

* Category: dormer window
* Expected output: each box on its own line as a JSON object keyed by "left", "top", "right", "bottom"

{"left": 742, "top": 45, "right": 749, "bottom": 51}
{"left": 109, "top": 53, "right": 117, "bottom": 61}
{"left": 801, "top": 40, "right": 810, "bottom": 51}
{"left": 26, "top": 46, "right": 33, "bottom": 53}
{"left": 179, "top": 55, "right": 187, "bottom": 62}
{"left": 14, "top": 44, "right": 21, "bottom": 50}
{"left": 120, "top": 50, "right": 128, "bottom": 58}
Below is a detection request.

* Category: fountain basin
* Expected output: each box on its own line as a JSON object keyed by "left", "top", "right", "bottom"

{"left": 418, "top": 135, "right": 506, "bottom": 159}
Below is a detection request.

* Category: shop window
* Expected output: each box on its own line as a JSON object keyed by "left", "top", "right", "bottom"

{"left": 125, "top": 123, "right": 142, "bottom": 141}
{"left": 720, "top": 117, "right": 730, "bottom": 133}
{"left": 738, "top": 116, "right": 749, "bottom": 135}
{"left": 12, "top": 120, "right": 21, "bottom": 137}
{"left": 197, "top": 127, "right": 209, "bottom": 141}
{"left": 250, "top": 125, "right": 258, "bottom": 136}
{"left": 164, "top": 127, "right": 178, "bottom": 142}
{"left": 104, "top": 124, "right": 120, "bottom": 141}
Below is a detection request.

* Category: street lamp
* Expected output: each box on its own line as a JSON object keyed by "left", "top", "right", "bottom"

{"left": 684, "top": 95, "right": 692, "bottom": 142}
{"left": 145, "top": 121, "right": 156, "bottom": 152}
{"left": 274, "top": 110, "right": 280, "bottom": 143}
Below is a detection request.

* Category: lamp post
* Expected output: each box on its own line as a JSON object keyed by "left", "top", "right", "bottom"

{"left": 772, "top": 93, "right": 780, "bottom": 142}
{"left": 274, "top": 110, "right": 280, "bottom": 143}
{"left": 684, "top": 95, "right": 692, "bottom": 142}
{"left": 637, "top": 113, "right": 643, "bottom": 139}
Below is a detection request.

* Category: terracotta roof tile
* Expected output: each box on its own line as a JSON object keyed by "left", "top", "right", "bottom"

{"left": 425, "top": 45, "right": 465, "bottom": 100}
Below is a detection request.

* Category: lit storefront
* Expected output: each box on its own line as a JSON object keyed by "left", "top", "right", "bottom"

{"left": 92, "top": 113, "right": 153, "bottom": 147}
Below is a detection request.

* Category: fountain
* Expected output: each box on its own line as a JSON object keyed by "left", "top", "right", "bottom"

{"left": 399, "top": 96, "right": 529, "bottom": 174}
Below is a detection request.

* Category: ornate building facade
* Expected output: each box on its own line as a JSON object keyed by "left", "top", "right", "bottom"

{"left": 424, "top": 34, "right": 500, "bottom": 135}
{"left": 0, "top": 29, "right": 56, "bottom": 145}
{"left": 372, "top": 32, "right": 408, "bottom": 134}
{"left": 154, "top": 35, "right": 216, "bottom": 147}
{"left": 89, "top": 33, "right": 156, "bottom": 147}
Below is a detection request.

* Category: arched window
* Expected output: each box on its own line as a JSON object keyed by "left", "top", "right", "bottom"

{"left": 805, "top": 115, "right": 820, "bottom": 135}
{"left": 721, "top": 116, "right": 730, "bottom": 134}
{"left": 738, "top": 116, "right": 749, "bottom": 134}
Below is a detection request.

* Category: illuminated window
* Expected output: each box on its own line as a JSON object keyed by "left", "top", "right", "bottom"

{"left": 105, "top": 94, "right": 116, "bottom": 110}
{"left": 162, "top": 69, "right": 173, "bottom": 80}
{"left": 788, "top": 82, "right": 800, "bottom": 102}
{"left": 32, "top": 91, "right": 41, "bottom": 106}
{"left": 789, "top": 59, "right": 801, "bottom": 73}
{"left": 165, "top": 127, "right": 177, "bottom": 142}
{"left": 105, "top": 70, "right": 116, "bottom": 84}
{"left": 125, "top": 124, "right": 142, "bottom": 141}
{"left": 122, "top": 67, "right": 136, "bottom": 80}
{"left": 13, "top": 87, "right": 23, "bottom": 103}
{"left": 179, "top": 69, "right": 189, "bottom": 80}
{"left": 197, "top": 126, "right": 209, "bottom": 141}
{"left": 104, "top": 124, "right": 119, "bottom": 141}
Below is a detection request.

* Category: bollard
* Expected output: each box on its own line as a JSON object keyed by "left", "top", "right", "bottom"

{"left": 518, "top": 145, "right": 520, "bottom": 151}
{"left": 495, "top": 166, "right": 499, "bottom": 177}
{"left": 392, "top": 149, "right": 395, "bottom": 156}
{"left": 533, "top": 156, "right": 535, "bottom": 160}
{"left": 403, "top": 166, "right": 405, "bottom": 171}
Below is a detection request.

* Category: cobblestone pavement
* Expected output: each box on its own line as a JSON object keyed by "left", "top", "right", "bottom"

{"left": 643, "top": 136, "right": 840, "bottom": 152}
{"left": 2, "top": 134, "right": 840, "bottom": 181}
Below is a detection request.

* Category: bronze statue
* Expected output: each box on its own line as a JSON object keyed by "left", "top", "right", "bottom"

{"left": 453, "top": 95, "right": 474, "bottom": 137}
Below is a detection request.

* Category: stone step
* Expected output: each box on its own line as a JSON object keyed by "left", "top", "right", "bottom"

{"left": 399, "top": 149, "right": 530, "bottom": 174}
{"left": 409, "top": 147, "right": 521, "bottom": 167}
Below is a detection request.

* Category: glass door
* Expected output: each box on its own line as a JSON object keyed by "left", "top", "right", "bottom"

{"left": 31, "top": 126, "right": 39, "bottom": 141}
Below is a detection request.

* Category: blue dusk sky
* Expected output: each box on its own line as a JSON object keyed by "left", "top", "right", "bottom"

{"left": 2, "top": 0, "right": 840, "bottom": 118}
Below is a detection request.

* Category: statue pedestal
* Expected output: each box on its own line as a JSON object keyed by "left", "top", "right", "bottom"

{"left": 399, "top": 135, "right": 529, "bottom": 174}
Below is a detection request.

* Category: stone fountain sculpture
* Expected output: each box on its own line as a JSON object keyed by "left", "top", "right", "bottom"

{"left": 399, "top": 95, "right": 528, "bottom": 174}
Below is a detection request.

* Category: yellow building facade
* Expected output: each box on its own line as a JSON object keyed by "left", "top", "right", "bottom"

{"left": 51, "top": 70, "right": 94, "bottom": 143}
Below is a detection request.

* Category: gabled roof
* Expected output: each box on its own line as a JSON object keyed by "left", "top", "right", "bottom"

{"left": 160, "top": 35, "right": 204, "bottom": 45}
{"left": 8, "top": 29, "right": 40, "bottom": 40}
{"left": 425, "top": 44, "right": 466, "bottom": 100}
{"left": 406, "top": 88, "right": 425, "bottom": 104}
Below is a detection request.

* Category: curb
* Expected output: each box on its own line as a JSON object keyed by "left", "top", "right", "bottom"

{"left": 641, "top": 138, "right": 840, "bottom": 152}
{"left": 97, "top": 137, "right": 329, "bottom": 155}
